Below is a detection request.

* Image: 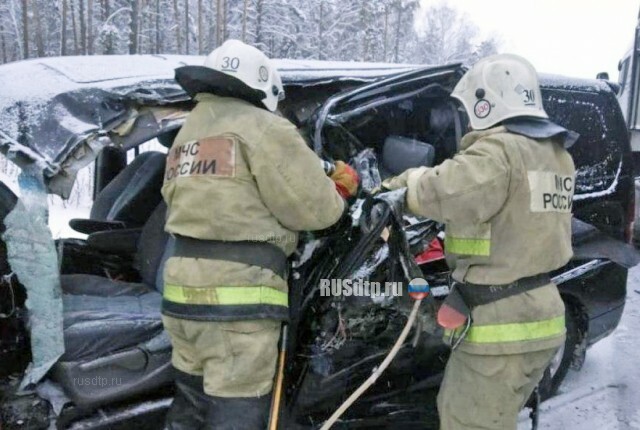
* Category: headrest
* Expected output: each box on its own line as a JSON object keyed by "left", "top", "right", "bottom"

{"left": 382, "top": 136, "right": 435, "bottom": 176}
{"left": 106, "top": 152, "right": 166, "bottom": 226}
{"left": 157, "top": 128, "right": 180, "bottom": 148}
{"left": 430, "top": 103, "right": 455, "bottom": 132}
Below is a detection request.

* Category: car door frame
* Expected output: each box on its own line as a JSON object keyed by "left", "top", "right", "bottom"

{"left": 311, "top": 63, "right": 466, "bottom": 157}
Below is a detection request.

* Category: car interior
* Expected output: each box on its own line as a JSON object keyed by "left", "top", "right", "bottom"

{"left": 59, "top": 149, "right": 167, "bottom": 278}
{"left": 68, "top": 151, "right": 166, "bottom": 235}
{"left": 315, "top": 88, "right": 465, "bottom": 179}
{"left": 42, "top": 131, "right": 174, "bottom": 419}
{"left": 55, "top": 202, "right": 172, "bottom": 412}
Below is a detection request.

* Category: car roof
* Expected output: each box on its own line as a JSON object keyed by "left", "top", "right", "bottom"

{"left": 0, "top": 55, "right": 615, "bottom": 198}
{"left": 0, "top": 55, "right": 416, "bottom": 98}
{"left": 0, "top": 55, "right": 421, "bottom": 197}
{"left": 539, "top": 74, "right": 615, "bottom": 94}
{"left": 0, "top": 55, "right": 419, "bottom": 141}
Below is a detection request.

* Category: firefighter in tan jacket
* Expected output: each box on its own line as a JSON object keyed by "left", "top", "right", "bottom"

{"left": 384, "top": 54, "right": 577, "bottom": 429}
{"left": 161, "top": 40, "right": 358, "bottom": 430}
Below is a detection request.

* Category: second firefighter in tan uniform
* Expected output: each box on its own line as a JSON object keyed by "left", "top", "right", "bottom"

{"left": 161, "top": 40, "right": 358, "bottom": 429}
{"left": 385, "top": 54, "right": 576, "bottom": 429}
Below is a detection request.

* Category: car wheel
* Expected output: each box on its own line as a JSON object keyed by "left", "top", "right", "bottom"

{"left": 539, "top": 305, "right": 579, "bottom": 400}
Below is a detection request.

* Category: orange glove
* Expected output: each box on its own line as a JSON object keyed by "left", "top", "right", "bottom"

{"left": 330, "top": 161, "right": 359, "bottom": 199}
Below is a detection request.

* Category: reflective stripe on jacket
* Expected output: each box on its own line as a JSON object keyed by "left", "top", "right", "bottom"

{"left": 161, "top": 94, "right": 345, "bottom": 321}
{"left": 405, "top": 126, "right": 575, "bottom": 354}
{"left": 162, "top": 282, "right": 289, "bottom": 321}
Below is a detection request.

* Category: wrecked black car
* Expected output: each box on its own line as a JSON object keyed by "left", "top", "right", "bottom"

{"left": 0, "top": 56, "right": 637, "bottom": 429}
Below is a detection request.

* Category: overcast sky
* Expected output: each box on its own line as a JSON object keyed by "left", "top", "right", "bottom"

{"left": 420, "top": 0, "right": 640, "bottom": 81}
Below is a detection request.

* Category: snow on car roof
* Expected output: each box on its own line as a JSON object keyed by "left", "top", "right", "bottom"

{"left": 0, "top": 55, "right": 415, "bottom": 107}
{"left": 276, "top": 58, "right": 419, "bottom": 83}
{"left": 0, "top": 55, "right": 612, "bottom": 198}
{"left": 0, "top": 55, "right": 419, "bottom": 196}
{"left": 0, "top": 55, "right": 414, "bottom": 134}
{"left": 0, "top": 55, "right": 610, "bottom": 137}
{"left": 0, "top": 55, "right": 194, "bottom": 122}
{"left": 539, "top": 73, "right": 614, "bottom": 93}
{"left": 0, "top": 55, "right": 417, "bottom": 140}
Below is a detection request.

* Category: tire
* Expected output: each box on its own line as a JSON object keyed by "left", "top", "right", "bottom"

{"left": 538, "top": 305, "right": 580, "bottom": 400}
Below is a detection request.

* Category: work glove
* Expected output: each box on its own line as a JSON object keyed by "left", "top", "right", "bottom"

{"left": 381, "top": 168, "right": 414, "bottom": 190}
{"left": 330, "top": 161, "right": 359, "bottom": 199}
{"left": 381, "top": 167, "right": 429, "bottom": 191}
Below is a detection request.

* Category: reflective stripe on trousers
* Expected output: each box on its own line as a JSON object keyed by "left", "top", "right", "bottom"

{"left": 444, "top": 315, "right": 565, "bottom": 344}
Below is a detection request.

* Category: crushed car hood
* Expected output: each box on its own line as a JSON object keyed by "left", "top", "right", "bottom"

{"left": 0, "top": 56, "right": 416, "bottom": 197}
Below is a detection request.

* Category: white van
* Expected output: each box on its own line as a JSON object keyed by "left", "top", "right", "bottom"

{"left": 617, "top": 9, "right": 640, "bottom": 157}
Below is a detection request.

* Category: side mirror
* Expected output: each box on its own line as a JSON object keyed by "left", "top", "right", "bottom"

{"left": 596, "top": 72, "right": 610, "bottom": 80}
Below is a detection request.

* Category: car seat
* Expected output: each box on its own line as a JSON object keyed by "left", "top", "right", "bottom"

{"left": 68, "top": 151, "right": 166, "bottom": 235}
{"left": 60, "top": 151, "right": 167, "bottom": 276}
{"left": 52, "top": 203, "right": 174, "bottom": 408}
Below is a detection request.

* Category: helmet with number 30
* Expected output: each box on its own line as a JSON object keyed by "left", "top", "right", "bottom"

{"left": 203, "top": 39, "right": 285, "bottom": 112}
{"left": 451, "top": 53, "right": 548, "bottom": 130}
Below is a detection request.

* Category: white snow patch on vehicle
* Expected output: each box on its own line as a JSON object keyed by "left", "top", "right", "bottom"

{"left": 574, "top": 161, "right": 622, "bottom": 201}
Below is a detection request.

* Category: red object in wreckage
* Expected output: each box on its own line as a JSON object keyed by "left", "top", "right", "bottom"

{"left": 415, "top": 238, "right": 445, "bottom": 265}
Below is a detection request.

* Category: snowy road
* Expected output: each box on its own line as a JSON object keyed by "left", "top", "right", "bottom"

{"left": 518, "top": 266, "right": 640, "bottom": 430}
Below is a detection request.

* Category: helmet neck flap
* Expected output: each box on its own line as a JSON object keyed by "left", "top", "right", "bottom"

{"left": 175, "top": 65, "right": 268, "bottom": 110}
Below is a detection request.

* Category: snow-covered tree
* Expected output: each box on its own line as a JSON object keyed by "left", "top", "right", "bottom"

{"left": 0, "top": 0, "right": 499, "bottom": 65}
{"left": 415, "top": 1, "right": 499, "bottom": 65}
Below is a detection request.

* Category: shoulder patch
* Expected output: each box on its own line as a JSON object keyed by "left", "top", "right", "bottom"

{"left": 165, "top": 137, "right": 236, "bottom": 181}
{"left": 527, "top": 171, "right": 574, "bottom": 213}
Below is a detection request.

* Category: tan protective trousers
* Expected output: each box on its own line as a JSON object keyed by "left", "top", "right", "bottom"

{"left": 162, "top": 316, "right": 281, "bottom": 398}
{"left": 437, "top": 348, "right": 558, "bottom": 430}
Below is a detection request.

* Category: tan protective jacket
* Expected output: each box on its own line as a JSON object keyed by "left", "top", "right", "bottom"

{"left": 161, "top": 93, "right": 345, "bottom": 321}
{"left": 403, "top": 126, "right": 575, "bottom": 354}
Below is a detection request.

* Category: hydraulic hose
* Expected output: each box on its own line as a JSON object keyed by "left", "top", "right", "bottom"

{"left": 319, "top": 298, "right": 423, "bottom": 430}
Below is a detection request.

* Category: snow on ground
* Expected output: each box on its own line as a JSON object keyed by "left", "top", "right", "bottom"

{"left": 518, "top": 267, "right": 640, "bottom": 430}
{"left": 48, "top": 203, "right": 90, "bottom": 239}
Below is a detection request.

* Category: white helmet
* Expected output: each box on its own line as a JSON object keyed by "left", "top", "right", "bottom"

{"left": 203, "top": 39, "right": 284, "bottom": 111}
{"left": 451, "top": 54, "right": 548, "bottom": 130}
